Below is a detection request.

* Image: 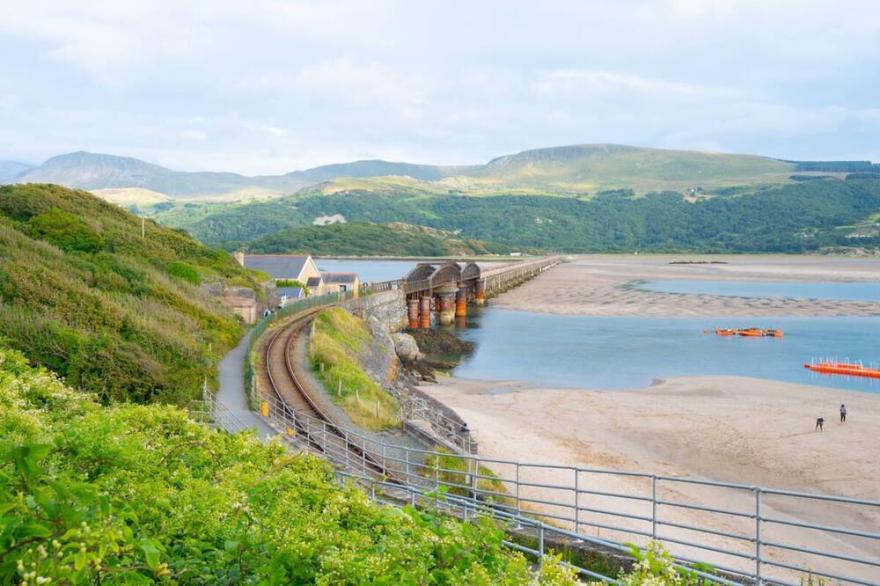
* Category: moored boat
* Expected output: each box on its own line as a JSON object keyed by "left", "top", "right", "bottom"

{"left": 804, "top": 361, "right": 880, "bottom": 379}
{"left": 714, "top": 327, "right": 783, "bottom": 338}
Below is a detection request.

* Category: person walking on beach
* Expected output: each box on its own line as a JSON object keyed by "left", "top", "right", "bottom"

{"left": 840, "top": 404, "right": 847, "bottom": 424}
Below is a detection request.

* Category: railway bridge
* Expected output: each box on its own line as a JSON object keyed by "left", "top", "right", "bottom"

{"left": 400, "top": 256, "right": 561, "bottom": 327}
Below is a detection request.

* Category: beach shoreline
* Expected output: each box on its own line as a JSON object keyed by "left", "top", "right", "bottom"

{"left": 491, "top": 255, "right": 880, "bottom": 317}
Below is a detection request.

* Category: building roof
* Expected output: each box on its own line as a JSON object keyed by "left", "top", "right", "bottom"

{"left": 321, "top": 272, "right": 359, "bottom": 284}
{"left": 306, "top": 276, "right": 322, "bottom": 288}
{"left": 243, "top": 255, "right": 311, "bottom": 279}
{"left": 277, "top": 287, "right": 304, "bottom": 299}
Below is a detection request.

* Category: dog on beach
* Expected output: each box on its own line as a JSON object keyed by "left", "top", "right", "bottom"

{"left": 815, "top": 417, "right": 824, "bottom": 431}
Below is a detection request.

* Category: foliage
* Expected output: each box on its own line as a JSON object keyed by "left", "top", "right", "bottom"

{"left": 0, "top": 345, "right": 575, "bottom": 584}
{"left": 27, "top": 208, "right": 105, "bottom": 253}
{"left": 0, "top": 184, "right": 267, "bottom": 404}
{"left": 423, "top": 447, "right": 508, "bottom": 502}
{"left": 606, "top": 542, "right": 715, "bottom": 585}
{"left": 248, "top": 222, "right": 514, "bottom": 256}
{"left": 165, "top": 260, "right": 201, "bottom": 285}
{"left": 174, "top": 174, "right": 880, "bottom": 253}
{"left": 309, "top": 308, "right": 401, "bottom": 430}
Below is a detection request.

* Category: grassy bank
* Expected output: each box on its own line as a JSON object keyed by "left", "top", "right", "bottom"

{"left": 309, "top": 307, "right": 401, "bottom": 430}
{"left": 0, "top": 184, "right": 264, "bottom": 404}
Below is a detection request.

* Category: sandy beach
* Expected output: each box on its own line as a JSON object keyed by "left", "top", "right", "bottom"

{"left": 493, "top": 255, "right": 880, "bottom": 317}
{"left": 420, "top": 257, "right": 880, "bottom": 581}
{"left": 423, "top": 375, "right": 880, "bottom": 581}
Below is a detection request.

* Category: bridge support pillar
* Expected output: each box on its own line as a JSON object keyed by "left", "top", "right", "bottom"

{"left": 437, "top": 285, "right": 458, "bottom": 326}
{"left": 419, "top": 296, "right": 432, "bottom": 329}
{"left": 455, "top": 288, "right": 468, "bottom": 318}
{"left": 407, "top": 297, "right": 420, "bottom": 330}
{"left": 474, "top": 280, "right": 486, "bottom": 306}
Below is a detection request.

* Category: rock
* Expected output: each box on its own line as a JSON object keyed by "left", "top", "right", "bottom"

{"left": 392, "top": 333, "right": 423, "bottom": 362}
{"left": 364, "top": 316, "right": 399, "bottom": 384}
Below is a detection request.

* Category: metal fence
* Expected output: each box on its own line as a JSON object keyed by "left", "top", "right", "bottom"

{"left": 195, "top": 388, "right": 880, "bottom": 586}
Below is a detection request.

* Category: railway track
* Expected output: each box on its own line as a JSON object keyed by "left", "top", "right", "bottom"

{"left": 262, "top": 307, "right": 393, "bottom": 479}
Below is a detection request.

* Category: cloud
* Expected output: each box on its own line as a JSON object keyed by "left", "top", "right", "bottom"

{"left": 1, "top": 0, "right": 879, "bottom": 171}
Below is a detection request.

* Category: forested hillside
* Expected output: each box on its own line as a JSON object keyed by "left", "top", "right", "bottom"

{"left": 0, "top": 184, "right": 264, "bottom": 404}
{"left": 248, "top": 222, "right": 515, "bottom": 256}
{"left": 168, "top": 174, "right": 880, "bottom": 253}
{"left": 0, "top": 345, "right": 575, "bottom": 584}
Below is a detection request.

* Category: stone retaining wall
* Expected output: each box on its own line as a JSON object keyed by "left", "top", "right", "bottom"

{"left": 343, "top": 290, "right": 408, "bottom": 332}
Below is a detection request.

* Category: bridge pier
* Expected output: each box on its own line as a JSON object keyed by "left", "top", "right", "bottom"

{"left": 455, "top": 288, "right": 468, "bottom": 318}
{"left": 407, "top": 297, "right": 420, "bottom": 330}
{"left": 436, "top": 285, "right": 457, "bottom": 326}
{"left": 419, "top": 296, "right": 432, "bottom": 329}
{"left": 474, "top": 280, "right": 486, "bottom": 306}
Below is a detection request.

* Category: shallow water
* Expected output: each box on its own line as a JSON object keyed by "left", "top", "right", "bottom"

{"left": 453, "top": 310, "right": 880, "bottom": 393}
{"left": 639, "top": 279, "right": 880, "bottom": 302}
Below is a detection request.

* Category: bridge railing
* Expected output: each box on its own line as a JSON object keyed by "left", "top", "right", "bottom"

{"left": 197, "top": 387, "right": 880, "bottom": 586}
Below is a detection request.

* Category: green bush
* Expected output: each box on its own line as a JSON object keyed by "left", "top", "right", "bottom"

{"left": 27, "top": 207, "right": 105, "bottom": 253}
{"left": 0, "top": 345, "right": 577, "bottom": 585}
{"left": 166, "top": 260, "right": 201, "bottom": 285}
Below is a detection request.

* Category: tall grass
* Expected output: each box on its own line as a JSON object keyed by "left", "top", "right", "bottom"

{"left": 309, "top": 307, "right": 400, "bottom": 430}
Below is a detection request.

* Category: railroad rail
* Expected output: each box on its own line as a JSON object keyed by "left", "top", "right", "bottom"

{"left": 261, "top": 308, "right": 393, "bottom": 479}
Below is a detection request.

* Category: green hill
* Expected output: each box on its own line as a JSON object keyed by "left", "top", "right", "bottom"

{"left": 16, "top": 144, "right": 864, "bottom": 202}
{"left": 165, "top": 174, "right": 880, "bottom": 253}
{"left": 0, "top": 344, "right": 572, "bottom": 584}
{"left": 294, "top": 144, "right": 800, "bottom": 197}
{"left": 0, "top": 183, "right": 264, "bottom": 404}
{"left": 247, "top": 222, "right": 514, "bottom": 256}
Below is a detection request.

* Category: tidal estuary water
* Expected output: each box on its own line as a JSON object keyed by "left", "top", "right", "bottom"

{"left": 453, "top": 311, "right": 880, "bottom": 393}
{"left": 321, "top": 260, "right": 880, "bottom": 393}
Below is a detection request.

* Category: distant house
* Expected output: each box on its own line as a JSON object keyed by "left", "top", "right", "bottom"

{"left": 277, "top": 286, "right": 304, "bottom": 307}
{"left": 234, "top": 253, "right": 362, "bottom": 298}
{"left": 235, "top": 253, "right": 324, "bottom": 293}
{"left": 321, "top": 272, "right": 360, "bottom": 296}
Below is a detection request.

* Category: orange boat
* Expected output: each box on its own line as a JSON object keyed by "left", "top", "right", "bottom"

{"left": 714, "top": 327, "right": 783, "bottom": 338}
{"left": 804, "top": 361, "right": 880, "bottom": 379}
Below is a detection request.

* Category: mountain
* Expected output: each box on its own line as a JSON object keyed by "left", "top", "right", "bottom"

{"left": 14, "top": 151, "right": 456, "bottom": 201}
{"left": 14, "top": 151, "right": 297, "bottom": 200}
{"left": 0, "top": 161, "right": 33, "bottom": 182}
{"left": 296, "top": 144, "right": 802, "bottom": 198}
{"left": 0, "top": 183, "right": 265, "bottom": 404}
{"left": 11, "top": 144, "right": 876, "bottom": 203}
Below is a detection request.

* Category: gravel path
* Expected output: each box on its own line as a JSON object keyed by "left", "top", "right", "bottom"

{"left": 216, "top": 329, "right": 275, "bottom": 440}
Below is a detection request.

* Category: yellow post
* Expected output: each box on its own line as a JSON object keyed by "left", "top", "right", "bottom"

{"left": 260, "top": 401, "right": 269, "bottom": 417}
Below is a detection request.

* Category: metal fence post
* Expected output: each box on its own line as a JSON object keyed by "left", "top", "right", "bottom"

{"left": 405, "top": 449, "right": 410, "bottom": 481}
{"left": 574, "top": 469, "right": 580, "bottom": 535}
{"left": 344, "top": 431, "right": 350, "bottom": 470}
{"left": 652, "top": 474, "right": 658, "bottom": 539}
{"left": 538, "top": 524, "right": 545, "bottom": 569}
{"left": 515, "top": 464, "right": 522, "bottom": 523}
{"left": 755, "top": 487, "right": 762, "bottom": 584}
{"left": 434, "top": 462, "right": 440, "bottom": 509}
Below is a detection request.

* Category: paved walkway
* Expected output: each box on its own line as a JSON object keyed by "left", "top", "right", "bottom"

{"left": 216, "top": 329, "right": 275, "bottom": 440}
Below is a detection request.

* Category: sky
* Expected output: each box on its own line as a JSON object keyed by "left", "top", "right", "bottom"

{"left": 1, "top": 0, "right": 879, "bottom": 174}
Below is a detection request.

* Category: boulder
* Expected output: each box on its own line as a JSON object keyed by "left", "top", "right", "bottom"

{"left": 392, "top": 332, "right": 423, "bottom": 362}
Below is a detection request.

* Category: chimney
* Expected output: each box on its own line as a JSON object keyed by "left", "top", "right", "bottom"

{"left": 233, "top": 251, "right": 245, "bottom": 266}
